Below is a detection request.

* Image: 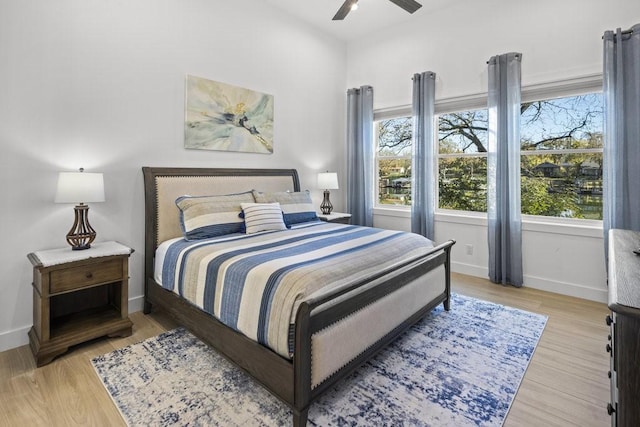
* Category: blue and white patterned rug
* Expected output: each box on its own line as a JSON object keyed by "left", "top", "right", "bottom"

{"left": 92, "top": 294, "right": 547, "bottom": 426}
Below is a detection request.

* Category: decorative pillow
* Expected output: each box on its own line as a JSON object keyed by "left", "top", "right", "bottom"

{"left": 252, "top": 190, "right": 319, "bottom": 226}
{"left": 241, "top": 202, "right": 287, "bottom": 234}
{"left": 176, "top": 192, "right": 255, "bottom": 240}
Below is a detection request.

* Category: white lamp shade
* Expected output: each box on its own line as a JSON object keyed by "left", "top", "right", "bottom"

{"left": 317, "top": 172, "right": 339, "bottom": 190}
{"left": 54, "top": 171, "right": 105, "bottom": 203}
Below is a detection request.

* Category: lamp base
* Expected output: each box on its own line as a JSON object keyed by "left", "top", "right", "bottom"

{"left": 66, "top": 204, "right": 97, "bottom": 250}
{"left": 71, "top": 243, "right": 92, "bottom": 251}
{"left": 320, "top": 190, "right": 333, "bottom": 215}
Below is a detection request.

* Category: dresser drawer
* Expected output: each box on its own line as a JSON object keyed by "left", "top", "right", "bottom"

{"left": 49, "top": 258, "right": 123, "bottom": 294}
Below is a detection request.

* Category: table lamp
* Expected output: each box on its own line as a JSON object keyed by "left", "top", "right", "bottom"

{"left": 317, "top": 172, "right": 339, "bottom": 215}
{"left": 54, "top": 168, "right": 105, "bottom": 250}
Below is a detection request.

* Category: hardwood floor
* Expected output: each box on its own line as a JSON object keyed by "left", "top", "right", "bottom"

{"left": 0, "top": 273, "right": 611, "bottom": 426}
{"left": 452, "top": 275, "right": 611, "bottom": 427}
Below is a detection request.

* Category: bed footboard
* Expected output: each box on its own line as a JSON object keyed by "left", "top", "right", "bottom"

{"left": 292, "top": 240, "right": 455, "bottom": 426}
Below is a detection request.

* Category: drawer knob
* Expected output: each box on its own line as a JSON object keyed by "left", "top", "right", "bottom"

{"left": 85, "top": 272, "right": 93, "bottom": 279}
{"left": 606, "top": 344, "right": 612, "bottom": 353}
{"left": 606, "top": 315, "right": 613, "bottom": 326}
{"left": 608, "top": 370, "right": 612, "bottom": 379}
{"left": 607, "top": 403, "right": 615, "bottom": 415}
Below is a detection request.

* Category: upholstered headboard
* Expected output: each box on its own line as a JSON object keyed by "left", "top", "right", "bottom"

{"left": 142, "top": 167, "right": 300, "bottom": 289}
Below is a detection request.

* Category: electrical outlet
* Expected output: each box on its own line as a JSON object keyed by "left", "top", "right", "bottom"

{"left": 465, "top": 244, "right": 473, "bottom": 255}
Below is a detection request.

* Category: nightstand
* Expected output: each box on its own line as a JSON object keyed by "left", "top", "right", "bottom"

{"left": 27, "top": 241, "right": 133, "bottom": 366}
{"left": 318, "top": 212, "right": 352, "bottom": 224}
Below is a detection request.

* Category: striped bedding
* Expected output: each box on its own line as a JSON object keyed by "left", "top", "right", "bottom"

{"left": 155, "top": 222, "right": 435, "bottom": 358}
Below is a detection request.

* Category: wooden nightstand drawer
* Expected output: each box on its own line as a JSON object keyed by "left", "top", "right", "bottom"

{"left": 49, "top": 258, "right": 123, "bottom": 294}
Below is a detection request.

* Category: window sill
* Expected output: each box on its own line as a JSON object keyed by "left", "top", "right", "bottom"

{"left": 435, "top": 210, "right": 487, "bottom": 223}
{"left": 521, "top": 215, "right": 603, "bottom": 238}
{"left": 373, "top": 207, "right": 603, "bottom": 238}
{"left": 373, "top": 206, "right": 410, "bottom": 218}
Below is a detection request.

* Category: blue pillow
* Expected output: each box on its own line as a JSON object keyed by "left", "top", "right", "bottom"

{"left": 176, "top": 192, "right": 255, "bottom": 240}
{"left": 252, "top": 190, "right": 319, "bottom": 226}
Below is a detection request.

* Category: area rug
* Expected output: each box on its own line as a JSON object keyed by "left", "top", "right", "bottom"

{"left": 91, "top": 294, "right": 547, "bottom": 426}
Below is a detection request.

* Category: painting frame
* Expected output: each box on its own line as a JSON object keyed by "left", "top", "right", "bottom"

{"left": 184, "top": 75, "right": 274, "bottom": 154}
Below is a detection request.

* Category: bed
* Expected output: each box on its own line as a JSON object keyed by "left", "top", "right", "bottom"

{"left": 142, "top": 167, "right": 455, "bottom": 426}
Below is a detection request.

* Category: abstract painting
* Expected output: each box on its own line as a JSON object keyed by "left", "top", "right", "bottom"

{"left": 184, "top": 75, "right": 274, "bottom": 154}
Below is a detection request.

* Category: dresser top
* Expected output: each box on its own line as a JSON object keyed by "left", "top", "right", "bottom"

{"left": 608, "top": 229, "right": 640, "bottom": 316}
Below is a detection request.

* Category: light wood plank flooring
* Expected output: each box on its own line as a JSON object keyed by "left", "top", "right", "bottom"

{"left": 0, "top": 273, "right": 611, "bottom": 426}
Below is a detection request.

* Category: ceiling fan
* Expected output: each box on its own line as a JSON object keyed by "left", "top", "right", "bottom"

{"left": 333, "top": 0, "right": 422, "bottom": 20}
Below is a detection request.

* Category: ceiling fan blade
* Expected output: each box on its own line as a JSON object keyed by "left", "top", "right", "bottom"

{"left": 388, "top": 0, "right": 422, "bottom": 14}
{"left": 333, "top": 0, "right": 357, "bottom": 20}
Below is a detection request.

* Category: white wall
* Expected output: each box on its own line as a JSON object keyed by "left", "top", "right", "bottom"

{"left": 0, "top": 0, "right": 347, "bottom": 351}
{"left": 351, "top": 0, "right": 640, "bottom": 302}
{"left": 348, "top": 0, "right": 640, "bottom": 105}
{"left": 374, "top": 210, "right": 606, "bottom": 302}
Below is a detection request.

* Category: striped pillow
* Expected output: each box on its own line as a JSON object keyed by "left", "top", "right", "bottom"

{"left": 241, "top": 203, "right": 287, "bottom": 234}
{"left": 252, "top": 190, "right": 319, "bottom": 226}
{"left": 176, "top": 192, "right": 255, "bottom": 240}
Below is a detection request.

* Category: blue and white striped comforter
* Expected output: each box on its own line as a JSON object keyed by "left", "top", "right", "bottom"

{"left": 156, "top": 222, "right": 435, "bottom": 358}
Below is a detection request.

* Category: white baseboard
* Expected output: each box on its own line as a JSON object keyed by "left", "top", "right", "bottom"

{"left": 452, "top": 261, "right": 488, "bottom": 278}
{"left": 452, "top": 261, "right": 607, "bottom": 304}
{"left": 129, "top": 294, "right": 145, "bottom": 313}
{"left": 0, "top": 295, "right": 147, "bottom": 354}
{"left": 0, "top": 325, "right": 31, "bottom": 353}
{"left": 523, "top": 275, "right": 607, "bottom": 303}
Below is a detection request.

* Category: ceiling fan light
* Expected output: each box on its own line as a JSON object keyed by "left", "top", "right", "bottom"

{"left": 350, "top": 2, "right": 359, "bottom": 11}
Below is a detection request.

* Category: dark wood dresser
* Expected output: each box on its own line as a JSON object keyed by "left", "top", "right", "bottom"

{"left": 607, "top": 228, "right": 640, "bottom": 426}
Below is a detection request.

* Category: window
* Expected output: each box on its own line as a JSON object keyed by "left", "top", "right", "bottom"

{"left": 375, "top": 116, "right": 412, "bottom": 207}
{"left": 373, "top": 84, "right": 604, "bottom": 221}
{"left": 437, "top": 109, "right": 489, "bottom": 212}
{"left": 520, "top": 93, "right": 603, "bottom": 219}
{"left": 375, "top": 109, "right": 490, "bottom": 212}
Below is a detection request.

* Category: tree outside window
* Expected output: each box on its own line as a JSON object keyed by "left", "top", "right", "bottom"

{"left": 438, "top": 109, "right": 488, "bottom": 213}
{"left": 520, "top": 93, "right": 603, "bottom": 219}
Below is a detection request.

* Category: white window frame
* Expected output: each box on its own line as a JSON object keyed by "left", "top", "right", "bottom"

{"left": 435, "top": 105, "right": 489, "bottom": 214}
{"left": 372, "top": 74, "right": 604, "bottom": 226}
{"left": 519, "top": 84, "right": 604, "bottom": 223}
{"left": 373, "top": 113, "right": 413, "bottom": 209}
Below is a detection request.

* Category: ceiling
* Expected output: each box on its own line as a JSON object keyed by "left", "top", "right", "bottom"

{"left": 262, "top": 0, "right": 441, "bottom": 42}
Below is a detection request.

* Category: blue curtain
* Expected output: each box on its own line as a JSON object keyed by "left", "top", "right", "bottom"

{"left": 346, "top": 86, "right": 374, "bottom": 227}
{"left": 603, "top": 24, "right": 640, "bottom": 244}
{"left": 487, "top": 53, "right": 523, "bottom": 287}
{"left": 411, "top": 72, "right": 436, "bottom": 240}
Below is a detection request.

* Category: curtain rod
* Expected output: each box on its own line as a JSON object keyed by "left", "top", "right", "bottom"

{"left": 602, "top": 28, "right": 634, "bottom": 39}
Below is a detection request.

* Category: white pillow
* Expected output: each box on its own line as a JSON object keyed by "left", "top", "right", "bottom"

{"left": 241, "top": 202, "right": 287, "bottom": 234}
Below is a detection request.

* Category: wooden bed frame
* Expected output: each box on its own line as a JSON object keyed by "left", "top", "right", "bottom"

{"left": 142, "top": 167, "right": 455, "bottom": 426}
